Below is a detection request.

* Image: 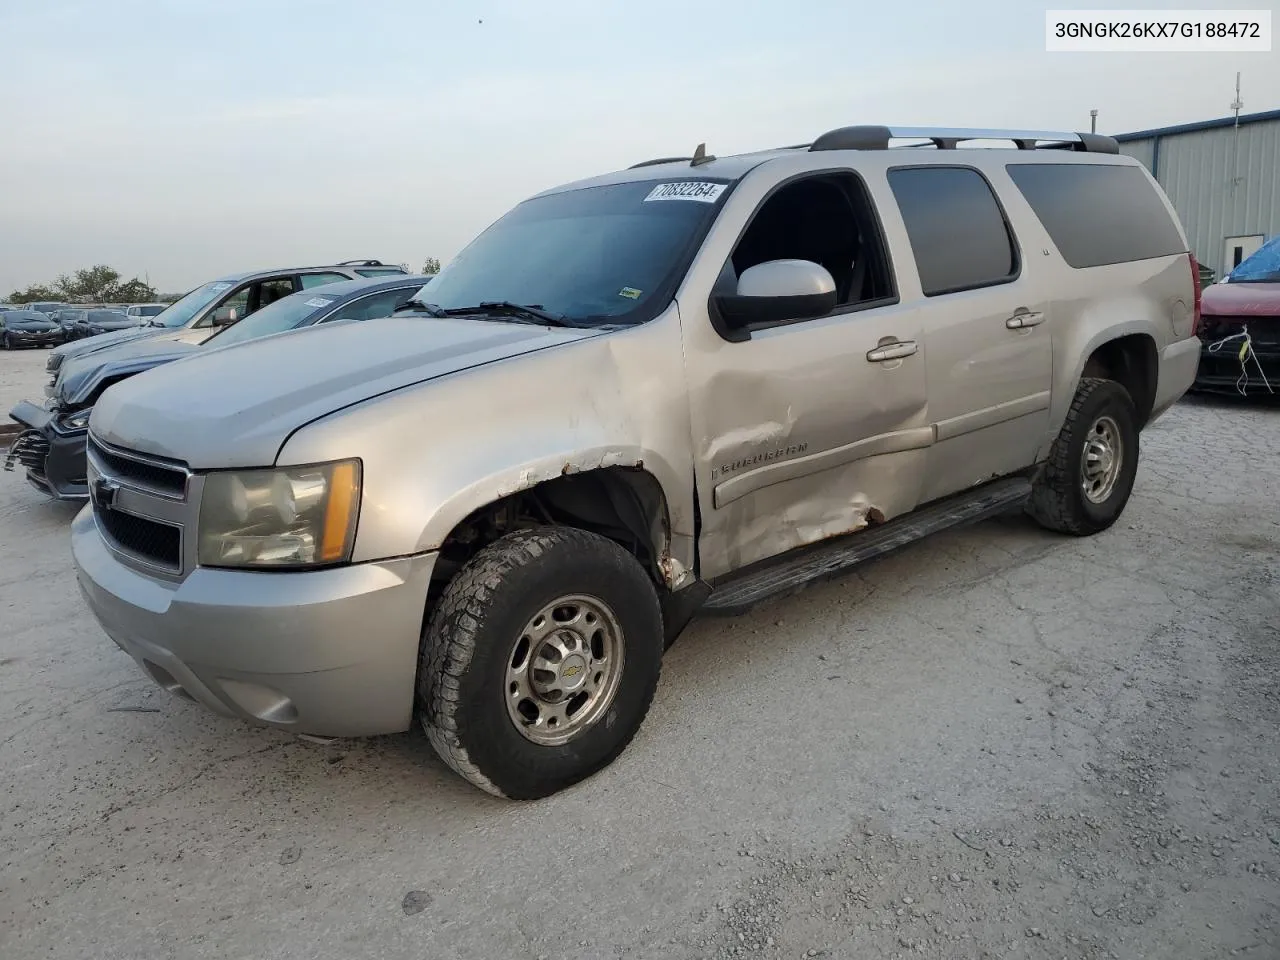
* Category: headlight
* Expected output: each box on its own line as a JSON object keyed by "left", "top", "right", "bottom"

{"left": 198, "top": 460, "right": 361, "bottom": 569}
{"left": 60, "top": 409, "right": 91, "bottom": 430}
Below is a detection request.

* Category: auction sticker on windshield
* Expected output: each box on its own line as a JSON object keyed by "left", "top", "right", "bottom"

{"left": 304, "top": 297, "right": 335, "bottom": 308}
{"left": 644, "top": 181, "right": 726, "bottom": 203}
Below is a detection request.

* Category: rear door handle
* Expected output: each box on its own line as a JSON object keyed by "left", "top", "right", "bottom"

{"left": 866, "top": 339, "right": 918, "bottom": 363}
{"left": 1006, "top": 311, "right": 1045, "bottom": 329}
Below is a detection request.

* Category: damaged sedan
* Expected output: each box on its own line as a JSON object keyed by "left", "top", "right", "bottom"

{"left": 5, "top": 275, "right": 429, "bottom": 500}
{"left": 1194, "top": 235, "right": 1280, "bottom": 397}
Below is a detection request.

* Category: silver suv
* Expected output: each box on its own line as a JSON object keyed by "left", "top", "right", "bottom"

{"left": 72, "top": 125, "right": 1201, "bottom": 800}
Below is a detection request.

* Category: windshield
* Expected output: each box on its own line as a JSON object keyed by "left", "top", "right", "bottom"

{"left": 136, "top": 304, "right": 165, "bottom": 316}
{"left": 1227, "top": 237, "right": 1280, "bottom": 283}
{"left": 413, "top": 179, "right": 729, "bottom": 324}
{"left": 151, "top": 281, "right": 234, "bottom": 328}
{"left": 203, "top": 289, "right": 332, "bottom": 347}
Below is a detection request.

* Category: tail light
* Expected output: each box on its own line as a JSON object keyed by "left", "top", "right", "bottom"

{"left": 1188, "top": 252, "right": 1203, "bottom": 336}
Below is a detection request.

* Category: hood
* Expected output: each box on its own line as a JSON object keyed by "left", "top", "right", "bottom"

{"left": 51, "top": 325, "right": 164, "bottom": 361}
{"left": 88, "top": 318, "right": 142, "bottom": 330}
{"left": 1202, "top": 281, "right": 1280, "bottom": 317}
{"left": 56, "top": 337, "right": 201, "bottom": 408}
{"left": 91, "top": 316, "right": 603, "bottom": 468}
{"left": 5, "top": 317, "right": 56, "bottom": 331}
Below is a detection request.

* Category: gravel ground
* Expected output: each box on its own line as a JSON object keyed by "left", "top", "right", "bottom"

{"left": 0, "top": 346, "right": 50, "bottom": 420}
{"left": 1, "top": 344, "right": 1278, "bottom": 959}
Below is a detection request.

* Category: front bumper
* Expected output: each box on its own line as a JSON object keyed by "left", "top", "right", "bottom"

{"left": 72, "top": 505, "right": 438, "bottom": 738}
{"left": 4, "top": 329, "right": 63, "bottom": 347}
{"left": 5, "top": 399, "right": 89, "bottom": 500}
{"left": 1193, "top": 338, "right": 1280, "bottom": 397}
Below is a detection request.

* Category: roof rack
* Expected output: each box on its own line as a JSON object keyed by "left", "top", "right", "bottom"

{"left": 337, "top": 259, "right": 386, "bottom": 266}
{"left": 807, "top": 125, "right": 1119, "bottom": 154}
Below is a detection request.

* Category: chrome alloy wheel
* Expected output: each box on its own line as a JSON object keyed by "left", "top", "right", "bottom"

{"left": 1081, "top": 414, "right": 1123, "bottom": 504}
{"left": 505, "top": 594, "right": 625, "bottom": 746}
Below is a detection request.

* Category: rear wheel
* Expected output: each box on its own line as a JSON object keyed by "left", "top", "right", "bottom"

{"left": 419, "top": 527, "right": 664, "bottom": 800}
{"left": 1027, "top": 377, "right": 1139, "bottom": 536}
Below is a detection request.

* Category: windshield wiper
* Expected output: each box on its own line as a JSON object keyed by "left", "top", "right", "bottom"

{"left": 448, "top": 301, "right": 582, "bottom": 328}
{"left": 396, "top": 300, "right": 449, "bottom": 317}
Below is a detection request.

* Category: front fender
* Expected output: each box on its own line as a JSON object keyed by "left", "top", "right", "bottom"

{"left": 276, "top": 311, "right": 697, "bottom": 575}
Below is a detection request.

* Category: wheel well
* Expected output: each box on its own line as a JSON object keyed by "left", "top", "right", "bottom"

{"left": 432, "top": 467, "right": 672, "bottom": 592}
{"left": 1081, "top": 334, "right": 1158, "bottom": 427}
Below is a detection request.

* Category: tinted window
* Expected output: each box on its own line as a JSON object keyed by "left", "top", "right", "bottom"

{"left": 1005, "top": 163, "right": 1185, "bottom": 269}
{"left": 300, "top": 272, "right": 350, "bottom": 289}
{"left": 888, "top": 167, "right": 1018, "bottom": 296}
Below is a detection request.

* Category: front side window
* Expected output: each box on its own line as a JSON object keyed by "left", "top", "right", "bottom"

{"left": 726, "top": 172, "right": 896, "bottom": 312}
{"left": 204, "top": 289, "right": 332, "bottom": 347}
{"left": 326, "top": 287, "right": 417, "bottom": 322}
{"left": 888, "top": 166, "right": 1019, "bottom": 296}
{"left": 413, "top": 179, "right": 728, "bottom": 325}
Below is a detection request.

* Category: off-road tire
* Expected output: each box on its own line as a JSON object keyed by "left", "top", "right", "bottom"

{"left": 1027, "top": 377, "right": 1139, "bottom": 536}
{"left": 418, "top": 527, "right": 664, "bottom": 800}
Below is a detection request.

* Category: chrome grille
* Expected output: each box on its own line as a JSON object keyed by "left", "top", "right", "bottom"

{"left": 88, "top": 437, "right": 188, "bottom": 497}
{"left": 87, "top": 436, "right": 195, "bottom": 576}
{"left": 95, "top": 508, "right": 181, "bottom": 569}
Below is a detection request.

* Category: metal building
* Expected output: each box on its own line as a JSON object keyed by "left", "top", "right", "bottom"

{"left": 1115, "top": 108, "right": 1280, "bottom": 280}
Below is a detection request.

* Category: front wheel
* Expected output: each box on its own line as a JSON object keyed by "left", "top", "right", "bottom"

{"left": 1, "top": 333, "right": 12, "bottom": 350}
{"left": 1027, "top": 377, "right": 1139, "bottom": 536}
{"left": 419, "top": 527, "right": 664, "bottom": 800}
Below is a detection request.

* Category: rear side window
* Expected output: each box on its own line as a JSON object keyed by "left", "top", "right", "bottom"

{"left": 887, "top": 167, "right": 1019, "bottom": 296}
{"left": 1005, "top": 163, "right": 1185, "bottom": 268}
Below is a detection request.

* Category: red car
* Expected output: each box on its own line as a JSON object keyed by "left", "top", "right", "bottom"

{"left": 1195, "top": 236, "right": 1280, "bottom": 396}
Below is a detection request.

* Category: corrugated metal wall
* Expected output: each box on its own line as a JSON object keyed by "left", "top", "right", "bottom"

{"left": 1118, "top": 117, "right": 1280, "bottom": 278}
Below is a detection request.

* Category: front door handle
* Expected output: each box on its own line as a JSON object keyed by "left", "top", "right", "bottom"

{"left": 866, "top": 339, "right": 918, "bottom": 363}
{"left": 1006, "top": 311, "right": 1046, "bottom": 329}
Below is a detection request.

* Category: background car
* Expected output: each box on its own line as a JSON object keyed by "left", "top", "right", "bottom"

{"left": 6, "top": 274, "right": 430, "bottom": 501}
{"left": 1194, "top": 235, "right": 1280, "bottom": 395}
{"left": 44, "top": 260, "right": 408, "bottom": 375}
{"left": 70, "top": 309, "right": 145, "bottom": 340}
{"left": 124, "top": 303, "right": 168, "bottom": 323}
{"left": 49, "top": 308, "right": 84, "bottom": 340}
{"left": 22, "top": 301, "right": 68, "bottom": 318}
{"left": 0, "top": 309, "right": 64, "bottom": 349}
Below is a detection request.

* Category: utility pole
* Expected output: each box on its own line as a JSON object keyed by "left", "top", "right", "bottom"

{"left": 1090, "top": 109, "right": 1098, "bottom": 134}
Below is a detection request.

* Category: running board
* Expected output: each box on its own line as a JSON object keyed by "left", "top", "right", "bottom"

{"left": 702, "top": 477, "right": 1032, "bottom": 615}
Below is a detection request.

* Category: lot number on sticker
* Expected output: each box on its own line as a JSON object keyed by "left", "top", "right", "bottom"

{"left": 644, "top": 181, "right": 725, "bottom": 203}
{"left": 304, "top": 297, "right": 334, "bottom": 308}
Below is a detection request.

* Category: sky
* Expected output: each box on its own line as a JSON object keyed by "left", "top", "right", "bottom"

{"left": 1, "top": 0, "right": 1277, "bottom": 295}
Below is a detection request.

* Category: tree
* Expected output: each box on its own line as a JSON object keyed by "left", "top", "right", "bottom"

{"left": 422, "top": 257, "right": 442, "bottom": 275}
{"left": 7, "top": 284, "right": 62, "bottom": 304}
{"left": 7, "top": 264, "right": 157, "bottom": 305}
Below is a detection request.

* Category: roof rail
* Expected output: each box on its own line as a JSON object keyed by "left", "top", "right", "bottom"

{"left": 808, "top": 125, "right": 1119, "bottom": 154}
{"left": 628, "top": 156, "right": 695, "bottom": 169}
{"left": 337, "top": 259, "right": 386, "bottom": 266}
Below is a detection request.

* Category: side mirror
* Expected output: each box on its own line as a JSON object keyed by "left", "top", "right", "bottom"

{"left": 714, "top": 259, "right": 838, "bottom": 333}
{"left": 211, "top": 305, "right": 239, "bottom": 326}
